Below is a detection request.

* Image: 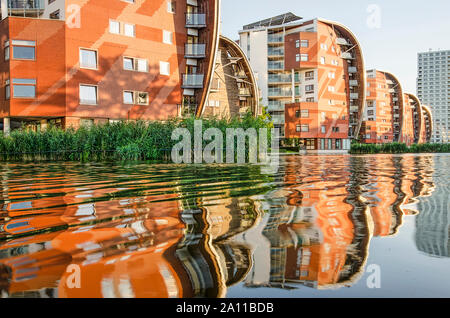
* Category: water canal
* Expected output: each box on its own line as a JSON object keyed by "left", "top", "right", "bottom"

{"left": 0, "top": 154, "right": 449, "bottom": 298}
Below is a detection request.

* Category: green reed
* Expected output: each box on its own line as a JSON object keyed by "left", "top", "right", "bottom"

{"left": 350, "top": 142, "right": 450, "bottom": 154}
{"left": 0, "top": 113, "right": 273, "bottom": 161}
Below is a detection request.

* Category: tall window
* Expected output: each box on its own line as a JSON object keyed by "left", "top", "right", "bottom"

{"left": 12, "top": 78, "right": 36, "bottom": 98}
{"left": 79, "top": 85, "right": 98, "bottom": 105}
{"left": 160, "top": 61, "right": 170, "bottom": 76}
{"left": 301, "top": 40, "right": 308, "bottom": 47}
{"left": 163, "top": 30, "right": 173, "bottom": 44}
{"left": 4, "top": 41, "right": 9, "bottom": 61}
{"left": 167, "top": 0, "right": 176, "bottom": 13}
{"left": 124, "top": 23, "right": 135, "bottom": 37}
{"left": 12, "top": 40, "right": 36, "bottom": 60}
{"left": 109, "top": 20, "right": 120, "bottom": 34}
{"left": 79, "top": 49, "right": 97, "bottom": 69}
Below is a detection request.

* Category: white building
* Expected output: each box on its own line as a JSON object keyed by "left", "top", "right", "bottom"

{"left": 417, "top": 50, "right": 450, "bottom": 143}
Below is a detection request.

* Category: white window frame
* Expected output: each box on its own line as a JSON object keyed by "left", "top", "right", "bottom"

{"left": 79, "top": 84, "right": 98, "bottom": 105}
{"left": 79, "top": 48, "right": 98, "bottom": 70}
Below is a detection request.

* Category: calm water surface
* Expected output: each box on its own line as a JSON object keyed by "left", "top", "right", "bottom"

{"left": 0, "top": 154, "right": 449, "bottom": 298}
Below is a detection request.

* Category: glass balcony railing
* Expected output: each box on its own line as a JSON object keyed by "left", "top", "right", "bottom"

{"left": 182, "top": 74, "right": 204, "bottom": 88}
{"left": 268, "top": 61, "right": 284, "bottom": 71}
{"left": 185, "top": 44, "right": 206, "bottom": 58}
{"left": 186, "top": 13, "right": 206, "bottom": 28}
{"left": 268, "top": 34, "right": 284, "bottom": 43}
{"left": 268, "top": 89, "right": 292, "bottom": 97}
{"left": 267, "top": 101, "right": 287, "bottom": 111}
{"left": 5, "top": 0, "right": 44, "bottom": 17}
{"left": 268, "top": 48, "right": 284, "bottom": 56}
{"left": 268, "top": 74, "right": 292, "bottom": 83}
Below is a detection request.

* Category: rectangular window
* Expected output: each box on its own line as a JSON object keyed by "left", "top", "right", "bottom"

{"left": 296, "top": 125, "right": 301, "bottom": 132}
{"left": 295, "top": 110, "right": 300, "bottom": 118}
{"left": 12, "top": 78, "right": 36, "bottom": 98}
{"left": 167, "top": 0, "right": 176, "bottom": 13}
{"left": 79, "top": 49, "right": 97, "bottom": 69}
{"left": 306, "top": 97, "right": 314, "bottom": 102}
{"left": 163, "top": 30, "right": 173, "bottom": 44}
{"left": 301, "top": 54, "right": 308, "bottom": 62}
{"left": 301, "top": 40, "right": 308, "bottom": 47}
{"left": 295, "top": 54, "right": 300, "bottom": 62}
{"left": 136, "top": 92, "right": 149, "bottom": 105}
{"left": 160, "top": 61, "right": 170, "bottom": 76}
{"left": 109, "top": 20, "right": 120, "bottom": 34}
{"left": 320, "top": 57, "right": 325, "bottom": 64}
{"left": 136, "top": 58, "right": 148, "bottom": 72}
{"left": 124, "top": 23, "right": 135, "bottom": 37}
{"left": 123, "top": 57, "right": 148, "bottom": 72}
{"left": 305, "top": 85, "right": 314, "bottom": 93}
{"left": 301, "top": 124, "right": 309, "bottom": 132}
{"left": 123, "top": 91, "right": 134, "bottom": 104}
{"left": 295, "top": 40, "right": 300, "bottom": 48}
{"left": 301, "top": 109, "right": 309, "bottom": 118}
{"left": 4, "top": 46, "right": 9, "bottom": 61}
{"left": 12, "top": 40, "right": 36, "bottom": 60}
{"left": 321, "top": 125, "right": 326, "bottom": 134}
{"left": 79, "top": 85, "right": 98, "bottom": 105}
{"left": 305, "top": 71, "right": 314, "bottom": 80}
{"left": 5, "top": 83, "right": 10, "bottom": 100}
{"left": 123, "top": 57, "right": 134, "bottom": 70}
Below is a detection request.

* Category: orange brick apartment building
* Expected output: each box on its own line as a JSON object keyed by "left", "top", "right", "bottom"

{"left": 0, "top": 0, "right": 230, "bottom": 133}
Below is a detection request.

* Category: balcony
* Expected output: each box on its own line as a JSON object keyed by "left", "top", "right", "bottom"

{"left": 238, "top": 88, "right": 251, "bottom": 97}
{"left": 349, "top": 80, "right": 358, "bottom": 86}
{"left": 268, "top": 74, "right": 292, "bottom": 84}
{"left": 182, "top": 74, "right": 204, "bottom": 88}
{"left": 341, "top": 52, "right": 354, "bottom": 60}
{"left": 348, "top": 66, "right": 357, "bottom": 73}
{"left": 268, "top": 88, "right": 292, "bottom": 97}
{"left": 185, "top": 44, "right": 206, "bottom": 58}
{"left": 268, "top": 61, "right": 284, "bottom": 71}
{"left": 350, "top": 93, "right": 359, "bottom": 99}
{"left": 186, "top": 13, "right": 206, "bottom": 28}
{"left": 268, "top": 48, "right": 284, "bottom": 56}
{"left": 337, "top": 38, "right": 350, "bottom": 46}
{"left": 271, "top": 115, "right": 285, "bottom": 125}
{"left": 268, "top": 34, "right": 284, "bottom": 43}
{"left": 267, "top": 101, "right": 286, "bottom": 112}
{"left": 5, "top": 0, "right": 44, "bottom": 17}
{"left": 350, "top": 106, "right": 358, "bottom": 112}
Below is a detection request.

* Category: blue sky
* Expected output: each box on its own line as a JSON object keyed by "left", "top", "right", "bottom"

{"left": 220, "top": 0, "right": 450, "bottom": 94}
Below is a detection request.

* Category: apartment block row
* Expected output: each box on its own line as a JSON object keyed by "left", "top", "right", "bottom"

{"left": 239, "top": 13, "right": 434, "bottom": 151}
{"left": 0, "top": 0, "right": 259, "bottom": 134}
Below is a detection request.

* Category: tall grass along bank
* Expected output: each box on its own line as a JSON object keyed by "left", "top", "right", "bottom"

{"left": 350, "top": 142, "right": 450, "bottom": 154}
{"left": 0, "top": 114, "right": 273, "bottom": 162}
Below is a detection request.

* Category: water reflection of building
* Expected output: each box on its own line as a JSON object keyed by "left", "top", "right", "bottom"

{"left": 415, "top": 158, "right": 449, "bottom": 258}
{"left": 229, "top": 156, "right": 373, "bottom": 290}
{"left": 0, "top": 183, "right": 261, "bottom": 298}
